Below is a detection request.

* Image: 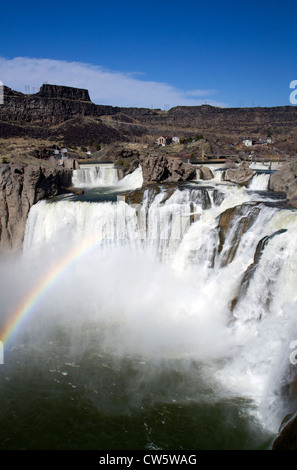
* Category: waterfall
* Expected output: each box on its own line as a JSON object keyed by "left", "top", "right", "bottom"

{"left": 72, "top": 164, "right": 119, "bottom": 187}
{"left": 72, "top": 164, "right": 143, "bottom": 190}
{"left": 2, "top": 171, "right": 297, "bottom": 449}
{"left": 117, "top": 167, "right": 143, "bottom": 190}
{"left": 23, "top": 186, "right": 214, "bottom": 261}
{"left": 216, "top": 209, "right": 297, "bottom": 430}
{"left": 248, "top": 172, "right": 271, "bottom": 191}
{"left": 195, "top": 165, "right": 223, "bottom": 183}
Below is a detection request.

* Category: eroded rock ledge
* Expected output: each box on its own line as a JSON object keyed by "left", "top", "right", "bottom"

{"left": 0, "top": 162, "right": 75, "bottom": 252}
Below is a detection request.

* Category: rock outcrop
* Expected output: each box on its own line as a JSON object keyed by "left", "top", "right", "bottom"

{"left": 217, "top": 202, "right": 261, "bottom": 267}
{"left": 197, "top": 166, "right": 214, "bottom": 180}
{"left": 140, "top": 155, "right": 196, "bottom": 185}
{"left": 269, "top": 159, "right": 297, "bottom": 208}
{"left": 1, "top": 84, "right": 111, "bottom": 125}
{"left": 272, "top": 413, "right": 297, "bottom": 450}
{"left": 223, "top": 161, "right": 256, "bottom": 186}
{"left": 0, "top": 84, "right": 158, "bottom": 125}
{"left": 0, "top": 162, "right": 74, "bottom": 252}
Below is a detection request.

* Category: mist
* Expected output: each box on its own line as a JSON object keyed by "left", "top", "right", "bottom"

{"left": 1, "top": 165, "right": 297, "bottom": 449}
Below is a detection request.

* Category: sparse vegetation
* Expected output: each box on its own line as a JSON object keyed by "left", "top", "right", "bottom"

{"left": 0, "top": 85, "right": 296, "bottom": 165}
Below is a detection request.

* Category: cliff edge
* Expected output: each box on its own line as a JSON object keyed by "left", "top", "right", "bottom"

{"left": 0, "top": 161, "right": 76, "bottom": 252}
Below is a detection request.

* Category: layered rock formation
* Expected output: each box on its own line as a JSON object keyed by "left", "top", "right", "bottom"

{"left": 1, "top": 84, "right": 297, "bottom": 150}
{"left": 0, "top": 162, "right": 74, "bottom": 252}
{"left": 165, "top": 104, "right": 297, "bottom": 135}
{"left": 0, "top": 84, "right": 159, "bottom": 125}
{"left": 1, "top": 85, "right": 99, "bottom": 124}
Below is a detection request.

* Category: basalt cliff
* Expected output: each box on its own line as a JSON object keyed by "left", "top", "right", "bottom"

{"left": 0, "top": 159, "right": 77, "bottom": 252}
{"left": 1, "top": 84, "right": 297, "bottom": 154}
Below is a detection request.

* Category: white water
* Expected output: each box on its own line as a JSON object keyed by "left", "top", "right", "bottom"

{"left": 117, "top": 166, "right": 143, "bottom": 190}
{"left": 248, "top": 173, "right": 270, "bottom": 191}
{"left": 195, "top": 165, "right": 223, "bottom": 183}
{"left": 72, "top": 164, "right": 143, "bottom": 190}
{"left": 72, "top": 163, "right": 119, "bottom": 187}
{"left": 195, "top": 164, "right": 271, "bottom": 191}
{"left": 6, "top": 170, "right": 297, "bottom": 437}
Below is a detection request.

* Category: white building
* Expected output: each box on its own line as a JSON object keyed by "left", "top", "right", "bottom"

{"left": 155, "top": 136, "right": 171, "bottom": 146}
{"left": 61, "top": 148, "right": 68, "bottom": 159}
{"left": 243, "top": 139, "right": 253, "bottom": 147}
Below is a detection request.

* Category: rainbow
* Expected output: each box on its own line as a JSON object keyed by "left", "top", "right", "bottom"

{"left": 0, "top": 234, "right": 101, "bottom": 347}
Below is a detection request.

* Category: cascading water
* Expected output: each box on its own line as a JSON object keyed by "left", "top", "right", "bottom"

{"left": 72, "top": 163, "right": 120, "bottom": 187}
{"left": 248, "top": 172, "right": 271, "bottom": 191}
{"left": 0, "top": 162, "right": 296, "bottom": 450}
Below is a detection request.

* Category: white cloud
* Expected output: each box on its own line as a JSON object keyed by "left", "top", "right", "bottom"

{"left": 186, "top": 89, "right": 218, "bottom": 97}
{"left": 0, "top": 56, "right": 226, "bottom": 109}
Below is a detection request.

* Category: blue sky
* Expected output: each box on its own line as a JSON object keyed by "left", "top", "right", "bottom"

{"left": 0, "top": 0, "right": 296, "bottom": 108}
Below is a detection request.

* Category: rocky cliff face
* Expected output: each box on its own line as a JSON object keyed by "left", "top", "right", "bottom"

{"left": 165, "top": 104, "right": 297, "bottom": 134}
{"left": 2, "top": 84, "right": 297, "bottom": 139}
{"left": 0, "top": 85, "right": 101, "bottom": 124}
{"left": 269, "top": 160, "right": 297, "bottom": 208}
{"left": 0, "top": 84, "right": 160, "bottom": 125}
{"left": 0, "top": 162, "right": 74, "bottom": 252}
{"left": 37, "top": 84, "right": 91, "bottom": 101}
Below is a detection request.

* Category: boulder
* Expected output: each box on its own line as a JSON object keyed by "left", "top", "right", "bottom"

{"left": 140, "top": 154, "right": 196, "bottom": 185}
{"left": 223, "top": 161, "right": 255, "bottom": 186}
{"left": 198, "top": 166, "right": 214, "bottom": 180}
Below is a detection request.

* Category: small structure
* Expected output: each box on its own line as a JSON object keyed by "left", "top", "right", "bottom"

{"left": 172, "top": 136, "right": 180, "bottom": 144}
{"left": 155, "top": 136, "right": 172, "bottom": 147}
{"left": 243, "top": 139, "right": 254, "bottom": 147}
{"left": 61, "top": 148, "right": 68, "bottom": 159}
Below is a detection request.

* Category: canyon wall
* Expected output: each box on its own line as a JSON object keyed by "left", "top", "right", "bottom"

{"left": 0, "top": 162, "right": 74, "bottom": 252}
{"left": 1, "top": 84, "right": 297, "bottom": 135}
